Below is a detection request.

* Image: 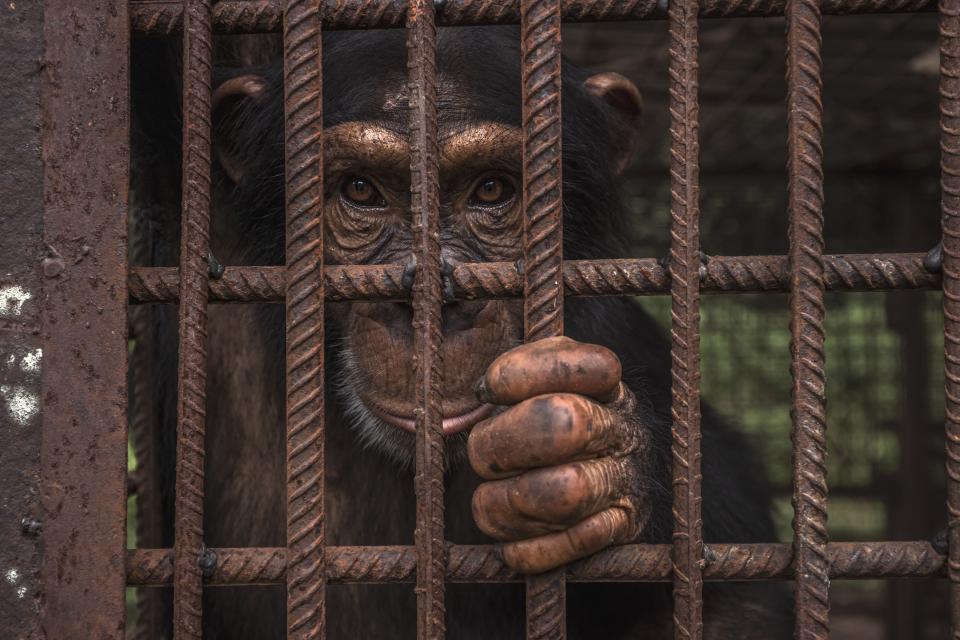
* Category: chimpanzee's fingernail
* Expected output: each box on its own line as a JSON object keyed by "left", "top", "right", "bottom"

{"left": 474, "top": 376, "right": 491, "bottom": 403}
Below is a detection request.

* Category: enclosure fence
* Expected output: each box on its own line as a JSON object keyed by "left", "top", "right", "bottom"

{"left": 4, "top": 0, "right": 960, "bottom": 639}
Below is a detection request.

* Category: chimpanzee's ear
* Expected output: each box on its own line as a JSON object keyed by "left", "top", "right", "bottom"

{"left": 584, "top": 72, "right": 643, "bottom": 176}
{"left": 213, "top": 74, "right": 268, "bottom": 184}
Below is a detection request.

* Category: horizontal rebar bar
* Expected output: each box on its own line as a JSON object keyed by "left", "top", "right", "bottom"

{"left": 130, "top": 0, "right": 935, "bottom": 35}
{"left": 128, "top": 253, "right": 939, "bottom": 303}
{"left": 126, "top": 541, "right": 946, "bottom": 586}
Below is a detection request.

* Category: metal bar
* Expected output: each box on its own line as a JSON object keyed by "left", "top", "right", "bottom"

{"left": 125, "top": 541, "right": 950, "bottom": 585}
{"left": 667, "top": 0, "right": 704, "bottom": 637}
{"left": 520, "top": 0, "right": 566, "bottom": 635}
{"left": 0, "top": 0, "right": 44, "bottom": 636}
{"left": 130, "top": 0, "right": 936, "bottom": 35}
{"left": 407, "top": 1, "right": 446, "bottom": 637}
{"left": 283, "top": 0, "right": 326, "bottom": 637}
{"left": 128, "top": 253, "right": 942, "bottom": 303}
{"left": 172, "top": 0, "right": 213, "bottom": 637}
{"left": 941, "top": 0, "right": 960, "bottom": 636}
{"left": 38, "top": 0, "right": 131, "bottom": 637}
{"left": 786, "top": 0, "right": 830, "bottom": 637}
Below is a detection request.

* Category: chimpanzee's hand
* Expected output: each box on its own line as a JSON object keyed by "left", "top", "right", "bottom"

{"left": 467, "top": 336, "right": 652, "bottom": 574}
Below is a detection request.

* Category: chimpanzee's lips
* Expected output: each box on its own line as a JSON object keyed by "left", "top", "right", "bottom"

{"left": 364, "top": 399, "right": 495, "bottom": 436}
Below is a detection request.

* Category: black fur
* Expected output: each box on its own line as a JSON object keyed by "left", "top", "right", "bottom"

{"left": 139, "top": 27, "right": 792, "bottom": 638}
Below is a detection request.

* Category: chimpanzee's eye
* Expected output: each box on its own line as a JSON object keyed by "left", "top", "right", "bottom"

{"left": 469, "top": 175, "right": 516, "bottom": 208}
{"left": 341, "top": 176, "right": 387, "bottom": 208}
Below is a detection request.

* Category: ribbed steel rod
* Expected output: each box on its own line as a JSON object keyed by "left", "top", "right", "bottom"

{"left": 283, "top": 0, "right": 326, "bottom": 636}
{"left": 125, "top": 541, "right": 948, "bottom": 586}
{"left": 172, "top": 0, "right": 213, "bottom": 637}
{"left": 940, "top": 0, "right": 960, "bottom": 636}
{"left": 786, "top": 0, "right": 830, "bottom": 637}
{"left": 129, "top": 0, "right": 936, "bottom": 35}
{"left": 520, "top": 0, "right": 567, "bottom": 636}
{"left": 406, "top": 1, "right": 446, "bottom": 637}
{"left": 667, "top": 0, "right": 704, "bottom": 637}
{"left": 128, "top": 253, "right": 940, "bottom": 303}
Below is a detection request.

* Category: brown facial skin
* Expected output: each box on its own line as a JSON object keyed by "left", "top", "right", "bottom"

{"left": 322, "top": 121, "right": 526, "bottom": 453}
{"left": 213, "top": 70, "right": 649, "bottom": 574}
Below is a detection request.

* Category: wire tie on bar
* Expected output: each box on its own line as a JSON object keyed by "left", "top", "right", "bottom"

{"left": 932, "top": 528, "right": 950, "bottom": 556}
{"left": 198, "top": 546, "right": 218, "bottom": 579}
{"left": 206, "top": 252, "right": 226, "bottom": 280}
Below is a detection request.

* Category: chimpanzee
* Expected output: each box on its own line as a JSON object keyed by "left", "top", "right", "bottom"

{"left": 136, "top": 26, "right": 792, "bottom": 639}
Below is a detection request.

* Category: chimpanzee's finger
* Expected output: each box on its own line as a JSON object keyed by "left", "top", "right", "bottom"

{"left": 467, "top": 393, "right": 632, "bottom": 480}
{"left": 471, "top": 457, "right": 632, "bottom": 541}
{"left": 499, "top": 507, "right": 633, "bottom": 574}
{"left": 477, "top": 336, "right": 621, "bottom": 405}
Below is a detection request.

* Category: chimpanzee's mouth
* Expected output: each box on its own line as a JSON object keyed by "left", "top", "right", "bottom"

{"left": 363, "top": 399, "right": 496, "bottom": 436}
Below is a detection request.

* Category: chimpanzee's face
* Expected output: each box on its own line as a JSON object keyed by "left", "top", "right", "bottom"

{"left": 324, "top": 114, "right": 526, "bottom": 467}
{"left": 212, "top": 28, "right": 641, "bottom": 468}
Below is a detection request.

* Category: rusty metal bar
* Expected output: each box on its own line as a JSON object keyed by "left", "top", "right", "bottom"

{"left": 38, "top": 1, "right": 130, "bottom": 637}
{"left": 667, "top": 0, "right": 704, "bottom": 637}
{"left": 128, "top": 253, "right": 941, "bottom": 303}
{"left": 520, "top": 0, "right": 566, "bottom": 635}
{"left": 125, "top": 541, "right": 949, "bottom": 585}
{"left": 172, "top": 0, "right": 213, "bottom": 637}
{"left": 283, "top": 0, "right": 326, "bottom": 637}
{"left": 786, "top": 0, "right": 830, "bottom": 637}
{"left": 130, "top": 0, "right": 936, "bottom": 35}
{"left": 941, "top": 0, "right": 960, "bottom": 636}
{"left": 407, "top": 1, "right": 446, "bottom": 637}
{"left": 0, "top": 1, "right": 44, "bottom": 637}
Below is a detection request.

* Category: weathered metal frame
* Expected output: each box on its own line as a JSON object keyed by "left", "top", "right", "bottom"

{"left": 9, "top": 0, "right": 959, "bottom": 638}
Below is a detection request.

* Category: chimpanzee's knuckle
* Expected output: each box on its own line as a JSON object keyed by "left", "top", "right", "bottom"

{"left": 472, "top": 486, "right": 508, "bottom": 539}
{"left": 466, "top": 424, "right": 493, "bottom": 474}
{"left": 589, "top": 343, "right": 622, "bottom": 379}
{"left": 517, "top": 465, "right": 588, "bottom": 516}
{"left": 526, "top": 393, "right": 588, "bottom": 439}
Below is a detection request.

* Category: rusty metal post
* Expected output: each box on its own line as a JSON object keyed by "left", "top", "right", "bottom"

{"left": 666, "top": 0, "right": 704, "bottom": 638}
{"left": 407, "top": 1, "right": 447, "bottom": 637}
{"left": 520, "top": 0, "right": 566, "bottom": 637}
{"left": 283, "top": 0, "right": 327, "bottom": 637}
{"left": 38, "top": 1, "right": 131, "bottom": 637}
{"left": 0, "top": 1, "right": 44, "bottom": 637}
{"left": 173, "top": 0, "right": 213, "bottom": 637}
{"left": 786, "top": 0, "right": 830, "bottom": 637}
{"left": 941, "top": 1, "right": 960, "bottom": 637}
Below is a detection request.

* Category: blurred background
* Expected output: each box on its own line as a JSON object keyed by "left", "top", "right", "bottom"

{"left": 563, "top": 11, "right": 945, "bottom": 639}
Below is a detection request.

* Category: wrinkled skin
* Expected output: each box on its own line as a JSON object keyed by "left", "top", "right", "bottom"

{"left": 139, "top": 26, "right": 792, "bottom": 639}
{"left": 469, "top": 336, "right": 653, "bottom": 573}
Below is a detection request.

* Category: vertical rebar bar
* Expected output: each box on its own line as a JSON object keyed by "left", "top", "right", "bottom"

{"left": 785, "top": 0, "right": 830, "bottom": 637}
{"left": 407, "top": 1, "right": 446, "bottom": 637}
{"left": 520, "top": 0, "right": 566, "bottom": 637}
{"left": 173, "top": 0, "right": 213, "bottom": 637}
{"left": 284, "top": 0, "right": 326, "bottom": 637}
{"left": 940, "top": 1, "right": 960, "bottom": 636}
{"left": 666, "top": 0, "right": 704, "bottom": 638}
